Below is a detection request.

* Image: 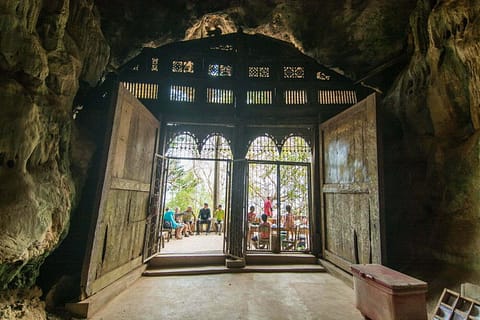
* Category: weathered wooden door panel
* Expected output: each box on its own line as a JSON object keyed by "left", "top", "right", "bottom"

{"left": 320, "top": 93, "right": 383, "bottom": 272}
{"left": 81, "top": 84, "right": 159, "bottom": 297}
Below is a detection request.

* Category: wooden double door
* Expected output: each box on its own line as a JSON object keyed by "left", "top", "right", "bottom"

{"left": 80, "top": 84, "right": 382, "bottom": 299}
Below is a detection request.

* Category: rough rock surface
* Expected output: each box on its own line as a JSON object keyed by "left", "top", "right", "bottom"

{"left": 0, "top": 287, "right": 46, "bottom": 320}
{"left": 0, "top": 0, "right": 109, "bottom": 310}
{"left": 96, "top": 1, "right": 416, "bottom": 81}
{"left": 384, "top": 0, "right": 480, "bottom": 271}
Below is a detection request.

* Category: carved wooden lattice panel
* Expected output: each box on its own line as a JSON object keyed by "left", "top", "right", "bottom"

{"left": 208, "top": 64, "right": 232, "bottom": 77}
{"left": 283, "top": 66, "right": 304, "bottom": 79}
{"left": 172, "top": 60, "right": 194, "bottom": 73}
{"left": 248, "top": 66, "right": 270, "bottom": 78}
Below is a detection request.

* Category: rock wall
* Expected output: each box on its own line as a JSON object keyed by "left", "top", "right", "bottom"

{"left": 0, "top": 0, "right": 109, "bottom": 315}
{"left": 384, "top": 0, "right": 480, "bottom": 275}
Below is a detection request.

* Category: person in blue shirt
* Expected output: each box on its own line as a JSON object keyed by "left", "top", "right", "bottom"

{"left": 163, "top": 207, "right": 186, "bottom": 239}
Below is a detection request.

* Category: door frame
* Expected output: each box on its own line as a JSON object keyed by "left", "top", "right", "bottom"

{"left": 143, "top": 154, "right": 168, "bottom": 261}
{"left": 244, "top": 159, "right": 313, "bottom": 254}
{"left": 158, "top": 155, "right": 233, "bottom": 254}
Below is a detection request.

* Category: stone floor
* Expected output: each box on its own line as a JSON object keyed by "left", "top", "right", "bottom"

{"left": 160, "top": 231, "right": 224, "bottom": 254}
{"left": 160, "top": 231, "right": 309, "bottom": 254}
{"left": 90, "top": 272, "right": 364, "bottom": 320}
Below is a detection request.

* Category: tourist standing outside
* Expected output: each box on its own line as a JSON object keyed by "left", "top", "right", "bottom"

{"left": 264, "top": 196, "right": 273, "bottom": 217}
{"left": 213, "top": 204, "right": 225, "bottom": 235}
{"left": 283, "top": 204, "right": 295, "bottom": 240}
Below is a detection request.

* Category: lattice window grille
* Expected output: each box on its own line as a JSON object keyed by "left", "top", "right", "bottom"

{"left": 207, "top": 88, "right": 233, "bottom": 104}
{"left": 166, "top": 132, "right": 200, "bottom": 158}
{"left": 151, "top": 58, "right": 159, "bottom": 72}
{"left": 283, "top": 66, "right": 304, "bottom": 79}
{"left": 318, "top": 90, "right": 357, "bottom": 104}
{"left": 246, "top": 136, "right": 280, "bottom": 161}
{"left": 248, "top": 66, "right": 270, "bottom": 78}
{"left": 284, "top": 90, "right": 307, "bottom": 104}
{"left": 172, "top": 60, "right": 194, "bottom": 73}
{"left": 208, "top": 64, "right": 232, "bottom": 77}
{"left": 200, "top": 135, "right": 233, "bottom": 160}
{"left": 170, "top": 85, "right": 195, "bottom": 102}
{"left": 316, "top": 71, "right": 331, "bottom": 80}
{"left": 280, "top": 136, "right": 311, "bottom": 162}
{"left": 121, "top": 82, "right": 159, "bottom": 100}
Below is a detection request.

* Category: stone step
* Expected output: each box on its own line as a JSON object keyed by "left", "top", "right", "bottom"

{"left": 148, "top": 253, "right": 318, "bottom": 269}
{"left": 245, "top": 253, "right": 318, "bottom": 265}
{"left": 148, "top": 253, "right": 226, "bottom": 268}
{"left": 143, "top": 264, "right": 326, "bottom": 277}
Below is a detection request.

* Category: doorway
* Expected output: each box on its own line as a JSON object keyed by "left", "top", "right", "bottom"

{"left": 77, "top": 63, "right": 381, "bottom": 314}
{"left": 244, "top": 135, "right": 312, "bottom": 254}
{"left": 156, "top": 131, "right": 233, "bottom": 255}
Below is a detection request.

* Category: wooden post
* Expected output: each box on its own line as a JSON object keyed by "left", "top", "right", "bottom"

{"left": 227, "top": 125, "right": 247, "bottom": 264}
{"left": 311, "top": 122, "right": 322, "bottom": 256}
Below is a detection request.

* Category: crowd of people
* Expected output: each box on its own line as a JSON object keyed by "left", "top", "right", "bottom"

{"left": 163, "top": 203, "right": 225, "bottom": 239}
{"left": 248, "top": 196, "right": 307, "bottom": 250}
{"left": 163, "top": 196, "right": 307, "bottom": 251}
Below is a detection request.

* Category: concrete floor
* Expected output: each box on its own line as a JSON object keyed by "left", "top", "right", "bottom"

{"left": 90, "top": 272, "right": 364, "bottom": 320}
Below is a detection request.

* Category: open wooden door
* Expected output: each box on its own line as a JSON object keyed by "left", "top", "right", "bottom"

{"left": 80, "top": 84, "right": 160, "bottom": 298}
{"left": 320, "top": 93, "right": 384, "bottom": 272}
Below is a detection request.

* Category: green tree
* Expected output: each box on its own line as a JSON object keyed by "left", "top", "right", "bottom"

{"left": 166, "top": 160, "right": 200, "bottom": 211}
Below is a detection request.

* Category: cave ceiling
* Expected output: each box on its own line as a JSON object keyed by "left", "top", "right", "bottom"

{"left": 95, "top": 0, "right": 418, "bottom": 88}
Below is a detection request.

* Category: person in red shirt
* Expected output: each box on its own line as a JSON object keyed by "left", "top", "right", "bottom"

{"left": 264, "top": 196, "right": 273, "bottom": 217}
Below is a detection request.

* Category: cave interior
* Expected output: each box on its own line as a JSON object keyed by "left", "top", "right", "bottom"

{"left": 1, "top": 0, "right": 480, "bottom": 318}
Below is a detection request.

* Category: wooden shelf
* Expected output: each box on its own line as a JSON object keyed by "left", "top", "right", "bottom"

{"left": 434, "top": 289, "right": 480, "bottom": 320}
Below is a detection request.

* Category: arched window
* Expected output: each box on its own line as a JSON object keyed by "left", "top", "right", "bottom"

{"left": 200, "top": 134, "right": 233, "bottom": 160}
{"left": 279, "top": 135, "right": 311, "bottom": 162}
{"left": 165, "top": 132, "right": 199, "bottom": 158}
{"left": 246, "top": 135, "right": 279, "bottom": 161}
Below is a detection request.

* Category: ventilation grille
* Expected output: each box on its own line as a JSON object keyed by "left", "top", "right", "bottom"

{"left": 170, "top": 85, "right": 195, "bottom": 102}
{"left": 318, "top": 90, "right": 357, "bottom": 104}
{"left": 285, "top": 90, "right": 307, "bottom": 104}
{"left": 247, "top": 90, "right": 272, "bottom": 104}
{"left": 207, "top": 88, "right": 233, "bottom": 104}
{"left": 121, "top": 82, "right": 158, "bottom": 100}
